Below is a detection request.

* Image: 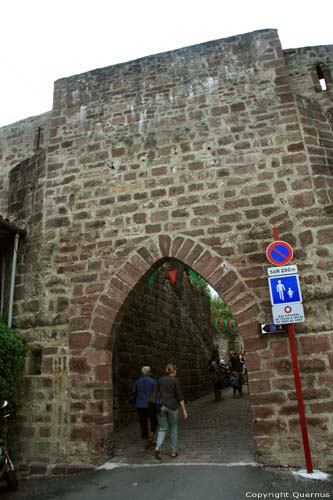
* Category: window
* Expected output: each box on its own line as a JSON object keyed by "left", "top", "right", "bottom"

{"left": 316, "top": 64, "right": 328, "bottom": 91}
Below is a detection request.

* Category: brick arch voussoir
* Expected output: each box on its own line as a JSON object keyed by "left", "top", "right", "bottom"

{"left": 89, "top": 238, "right": 165, "bottom": 349}
{"left": 92, "top": 233, "right": 260, "bottom": 352}
{"left": 160, "top": 234, "right": 260, "bottom": 331}
{"left": 165, "top": 234, "right": 260, "bottom": 338}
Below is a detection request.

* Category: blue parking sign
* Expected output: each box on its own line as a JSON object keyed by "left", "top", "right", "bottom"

{"left": 268, "top": 274, "right": 302, "bottom": 305}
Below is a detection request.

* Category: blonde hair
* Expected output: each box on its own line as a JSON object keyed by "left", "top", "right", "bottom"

{"left": 165, "top": 363, "right": 177, "bottom": 375}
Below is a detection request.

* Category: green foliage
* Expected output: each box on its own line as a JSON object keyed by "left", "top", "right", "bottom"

{"left": 210, "top": 296, "right": 240, "bottom": 339}
{"left": 187, "top": 271, "right": 240, "bottom": 341}
{"left": 0, "top": 318, "right": 27, "bottom": 406}
{"left": 188, "top": 269, "right": 211, "bottom": 297}
{"left": 210, "top": 296, "right": 233, "bottom": 319}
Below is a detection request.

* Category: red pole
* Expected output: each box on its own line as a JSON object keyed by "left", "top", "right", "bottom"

{"left": 287, "top": 324, "right": 313, "bottom": 473}
{"left": 272, "top": 228, "right": 313, "bottom": 473}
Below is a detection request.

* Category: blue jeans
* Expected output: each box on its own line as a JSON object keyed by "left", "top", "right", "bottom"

{"left": 156, "top": 405, "right": 179, "bottom": 453}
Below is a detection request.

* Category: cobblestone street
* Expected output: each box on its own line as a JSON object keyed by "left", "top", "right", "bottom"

{"left": 105, "top": 386, "right": 255, "bottom": 466}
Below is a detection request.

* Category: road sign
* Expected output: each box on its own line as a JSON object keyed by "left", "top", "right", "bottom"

{"left": 260, "top": 324, "right": 288, "bottom": 335}
{"left": 267, "top": 265, "right": 298, "bottom": 277}
{"left": 268, "top": 274, "right": 302, "bottom": 305}
{"left": 272, "top": 303, "right": 305, "bottom": 324}
{"left": 266, "top": 240, "right": 293, "bottom": 266}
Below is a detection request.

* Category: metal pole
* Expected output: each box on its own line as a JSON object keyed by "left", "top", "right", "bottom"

{"left": 8, "top": 232, "right": 19, "bottom": 328}
{"left": 273, "top": 227, "right": 313, "bottom": 473}
{"left": 287, "top": 323, "right": 313, "bottom": 473}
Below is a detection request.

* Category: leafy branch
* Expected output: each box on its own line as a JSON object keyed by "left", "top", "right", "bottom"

{"left": 0, "top": 318, "right": 27, "bottom": 407}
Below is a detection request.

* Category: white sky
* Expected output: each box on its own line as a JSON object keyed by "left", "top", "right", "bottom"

{"left": 1, "top": 0, "right": 332, "bottom": 127}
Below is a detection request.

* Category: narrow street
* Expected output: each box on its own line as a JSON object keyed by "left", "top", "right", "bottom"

{"left": 106, "top": 385, "right": 255, "bottom": 466}
{"left": 1, "top": 386, "right": 332, "bottom": 500}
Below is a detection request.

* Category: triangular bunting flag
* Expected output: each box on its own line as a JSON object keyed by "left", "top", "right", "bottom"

{"left": 167, "top": 269, "right": 178, "bottom": 285}
{"left": 188, "top": 269, "right": 199, "bottom": 281}
{"left": 147, "top": 271, "right": 157, "bottom": 286}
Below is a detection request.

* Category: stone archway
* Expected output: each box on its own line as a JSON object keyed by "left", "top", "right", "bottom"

{"left": 83, "top": 234, "right": 260, "bottom": 464}
{"left": 91, "top": 234, "right": 259, "bottom": 349}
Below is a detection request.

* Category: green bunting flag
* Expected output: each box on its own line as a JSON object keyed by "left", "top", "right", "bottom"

{"left": 188, "top": 269, "right": 199, "bottom": 281}
{"left": 147, "top": 271, "right": 157, "bottom": 286}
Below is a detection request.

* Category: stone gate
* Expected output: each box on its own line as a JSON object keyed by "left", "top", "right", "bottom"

{"left": 0, "top": 29, "right": 332, "bottom": 473}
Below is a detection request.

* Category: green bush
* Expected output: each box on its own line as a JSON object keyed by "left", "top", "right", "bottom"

{"left": 0, "top": 318, "right": 27, "bottom": 406}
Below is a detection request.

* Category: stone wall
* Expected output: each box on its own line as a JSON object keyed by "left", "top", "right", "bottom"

{"left": 0, "top": 113, "right": 51, "bottom": 213}
{"left": 284, "top": 45, "right": 333, "bottom": 114}
{"left": 113, "top": 261, "right": 213, "bottom": 428}
{"left": 0, "top": 29, "right": 332, "bottom": 472}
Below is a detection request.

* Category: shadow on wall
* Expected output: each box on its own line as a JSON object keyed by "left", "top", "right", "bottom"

{"left": 112, "top": 259, "right": 214, "bottom": 428}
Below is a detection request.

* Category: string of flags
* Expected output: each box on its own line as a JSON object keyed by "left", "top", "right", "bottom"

{"left": 146, "top": 267, "right": 237, "bottom": 331}
{"left": 147, "top": 268, "right": 199, "bottom": 286}
{"left": 212, "top": 318, "right": 237, "bottom": 329}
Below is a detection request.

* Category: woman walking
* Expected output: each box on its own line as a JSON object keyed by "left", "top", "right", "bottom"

{"left": 154, "top": 363, "right": 188, "bottom": 460}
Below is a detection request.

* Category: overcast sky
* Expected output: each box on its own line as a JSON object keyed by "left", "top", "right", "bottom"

{"left": 1, "top": 0, "right": 332, "bottom": 127}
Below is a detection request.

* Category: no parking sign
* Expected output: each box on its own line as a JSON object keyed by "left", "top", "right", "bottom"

{"left": 266, "top": 240, "right": 293, "bottom": 266}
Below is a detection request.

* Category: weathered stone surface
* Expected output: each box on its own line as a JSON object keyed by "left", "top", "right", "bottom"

{"left": 113, "top": 262, "right": 213, "bottom": 427}
{"left": 0, "top": 29, "right": 332, "bottom": 472}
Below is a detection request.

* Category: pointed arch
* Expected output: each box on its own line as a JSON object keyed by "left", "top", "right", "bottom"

{"left": 67, "top": 233, "right": 265, "bottom": 465}
{"left": 89, "top": 233, "right": 260, "bottom": 349}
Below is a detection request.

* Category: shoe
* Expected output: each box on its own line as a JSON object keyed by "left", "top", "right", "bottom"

{"left": 171, "top": 452, "right": 178, "bottom": 458}
{"left": 154, "top": 447, "right": 162, "bottom": 460}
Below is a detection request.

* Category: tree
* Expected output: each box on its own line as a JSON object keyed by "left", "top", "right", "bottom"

{"left": 210, "top": 296, "right": 233, "bottom": 319}
{"left": 188, "top": 269, "right": 211, "bottom": 297}
{"left": 187, "top": 270, "right": 239, "bottom": 334}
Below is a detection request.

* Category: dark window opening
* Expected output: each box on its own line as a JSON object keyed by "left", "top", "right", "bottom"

{"left": 27, "top": 348, "right": 42, "bottom": 375}
{"left": 316, "top": 64, "right": 328, "bottom": 91}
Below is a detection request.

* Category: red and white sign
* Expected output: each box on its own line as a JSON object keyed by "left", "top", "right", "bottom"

{"left": 272, "top": 303, "right": 305, "bottom": 324}
{"left": 266, "top": 240, "right": 293, "bottom": 266}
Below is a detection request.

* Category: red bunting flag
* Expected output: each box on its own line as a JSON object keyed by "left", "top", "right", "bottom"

{"left": 167, "top": 269, "right": 178, "bottom": 285}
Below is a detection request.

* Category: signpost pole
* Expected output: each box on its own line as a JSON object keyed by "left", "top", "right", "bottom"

{"left": 287, "top": 323, "right": 313, "bottom": 473}
{"left": 272, "top": 228, "right": 313, "bottom": 473}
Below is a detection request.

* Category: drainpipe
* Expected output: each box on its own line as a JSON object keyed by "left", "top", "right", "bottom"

{"left": 8, "top": 232, "right": 19, "bottom": 328}
{"left": 0, "top": 257, "right": 5, "bottom": 316}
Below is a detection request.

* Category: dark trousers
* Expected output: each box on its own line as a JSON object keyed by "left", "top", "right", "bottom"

{"left": 137, "top": 405, "right": 158, "bottom": 439}
{"left": 237, "top": 371, "right": 243, "bottom": 394}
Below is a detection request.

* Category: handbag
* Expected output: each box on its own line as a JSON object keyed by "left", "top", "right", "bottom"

{"left": 149, "top": 386, "right": 157, "bottom": 404}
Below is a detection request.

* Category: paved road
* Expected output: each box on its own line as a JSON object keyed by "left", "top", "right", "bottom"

{"left": 110, "top": 386, "right": 255, "bottom": 465}
{"left": 1, "top": 388, "right": 332, "bottom": 499}
{"left": 1, "top": 464, "right": 332, "bottom": 500}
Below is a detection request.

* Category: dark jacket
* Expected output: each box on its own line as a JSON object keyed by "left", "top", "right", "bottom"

{"left": 231, "top": 356, "right": 243, "bottom": 373}
{"left": 158, "top": 374, "right": 184, "bottom": 411}
{"left": 133, "top": 375, "right": 157, "bottom": 409}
